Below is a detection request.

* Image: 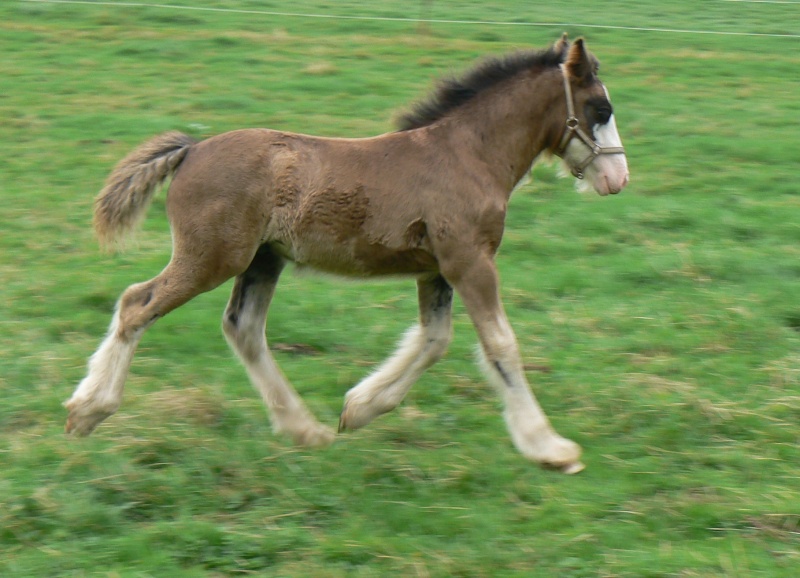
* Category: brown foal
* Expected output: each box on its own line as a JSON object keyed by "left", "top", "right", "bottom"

{"left": 66, "top": 36, "right": 629, "bottom": 474}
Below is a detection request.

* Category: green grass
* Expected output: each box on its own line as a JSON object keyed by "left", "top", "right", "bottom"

{"left": 2, "top": 1, "right": 799, "bottom": 576}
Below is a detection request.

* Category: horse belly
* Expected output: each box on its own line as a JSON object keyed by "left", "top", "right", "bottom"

{"left": 283, "top": 181, "right": 438, "bottom": 276}
{"left": 287, "top": 234, "right": 437, "bottom": 277}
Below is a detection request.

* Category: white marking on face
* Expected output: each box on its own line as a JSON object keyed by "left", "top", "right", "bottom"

{"left": 593, "top": 86, "right": 624, "bottom": 150}
{"left": 582, "top": 85, "right": 629, "bottom": 195}
{"left": 594, "top": 114, "right": 623, "bottom": 150}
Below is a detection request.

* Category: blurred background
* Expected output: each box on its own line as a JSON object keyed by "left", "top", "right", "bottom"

{"left": 1, "top": 1, "right": 798, "bottom": 576}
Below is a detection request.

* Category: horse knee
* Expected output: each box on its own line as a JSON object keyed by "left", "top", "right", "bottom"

{"left": 221, "top": 309, "right": 238, "bottom": 340}
{"left": 221, "top": 313, "right": 245, "bottom": 352}
{"left": 421, "top": 314, "right": 452, "bottom": 362}
{"left": 222, "top": 313, "right": 264, "bottom": 362}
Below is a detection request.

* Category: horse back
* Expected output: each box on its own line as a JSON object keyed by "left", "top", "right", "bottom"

{"left": 168, "top": 127, "right": 502, "bottom": 277}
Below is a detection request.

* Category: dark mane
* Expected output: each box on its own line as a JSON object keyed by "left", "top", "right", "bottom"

{"left": 396, "top": 47, "right": 564, "bottom": 132}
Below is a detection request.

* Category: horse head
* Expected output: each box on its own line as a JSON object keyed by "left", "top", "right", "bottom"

{"left": 556, "top": 37, "right": 630, "bottom": 196}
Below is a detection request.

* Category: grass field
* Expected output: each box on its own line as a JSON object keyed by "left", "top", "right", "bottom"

{"left": 2, "top": 1, "right": 799, "bottom": 576}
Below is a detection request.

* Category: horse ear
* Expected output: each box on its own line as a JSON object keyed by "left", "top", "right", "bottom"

{"left": 554, "top": 32, "right": 570, "bottom": 61}
{"left": 565, "top": 38, "right": 594, "bottom": 84}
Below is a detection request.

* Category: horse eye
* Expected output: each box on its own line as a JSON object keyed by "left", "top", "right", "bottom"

{"left": 595, "top": 106, "right": 612, "bottom": 125}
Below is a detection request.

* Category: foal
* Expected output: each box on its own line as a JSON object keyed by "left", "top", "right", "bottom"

{"left": 66, "top": 37, "right": 628, "bottom": 473}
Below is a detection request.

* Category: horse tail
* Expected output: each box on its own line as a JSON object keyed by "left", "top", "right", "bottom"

{"left": 94, "top": 131, "right": 197, "bottom": 250}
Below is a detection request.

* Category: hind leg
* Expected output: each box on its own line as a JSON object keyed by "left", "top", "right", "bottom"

{"left": 66, "top": 258, "right": 225, "bottom": 435}
{"left": 222, "top": 246, "right": 335, "bottom": 448}
{"left": 339, "top": 274, "right": 453, "bottom": 431}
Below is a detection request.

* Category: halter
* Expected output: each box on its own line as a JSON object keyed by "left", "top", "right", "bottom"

{"left": 556, "top": 64, "right": 625, "bottom": 179}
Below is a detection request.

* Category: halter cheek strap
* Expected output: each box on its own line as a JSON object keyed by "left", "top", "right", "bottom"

{"left": 556, "top": 64, "right": 625, "bottom": 179}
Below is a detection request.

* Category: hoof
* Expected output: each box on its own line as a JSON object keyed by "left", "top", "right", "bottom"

{"left": 514, "top": 429, "right": 584, "bottom": 473}
{"left": 559, "top": 461, "right": 586, "bottom": 475}
{"left": 284, "top": 422, "right": 336, "bottom": 448}
{"left": 337, "top": 405, "right": 361, "bottom": 433}
{"left": 338, "top": 398, "right": 384, "bottom": 432}
{"left": 338, "top": 404, "right": 358, "bottom": 433}
{"left": 64, "top": 399, "right": 114, "bottom": 436}
{"left": 543, "top": 460, "right": 586, "bottom": 475}
{"left": 537, "top": 437, "right": 584, "bottom": 473}
{"left": 540, "top": 434, "right": 586, "bottom": 475}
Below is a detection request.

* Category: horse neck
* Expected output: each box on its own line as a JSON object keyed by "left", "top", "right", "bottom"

{"left": 447, "top": 68, "right": 565, "bottom": 194}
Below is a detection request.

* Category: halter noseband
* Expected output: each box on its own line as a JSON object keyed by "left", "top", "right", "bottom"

{"left": 556, "top": 64, "right": 625, "bottom": 179}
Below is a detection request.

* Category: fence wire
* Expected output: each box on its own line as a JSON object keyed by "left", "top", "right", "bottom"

{"left": 20, "top": 0, "right": 800, "bottom": 39}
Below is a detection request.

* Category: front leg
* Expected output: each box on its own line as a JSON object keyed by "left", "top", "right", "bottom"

{"left": 442, "top": 255, "right": 584, "bottom": 473}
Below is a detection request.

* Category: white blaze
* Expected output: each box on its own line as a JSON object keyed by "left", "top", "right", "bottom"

{"left": 564, "top": 85, "right": 630, "bottom": 196}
